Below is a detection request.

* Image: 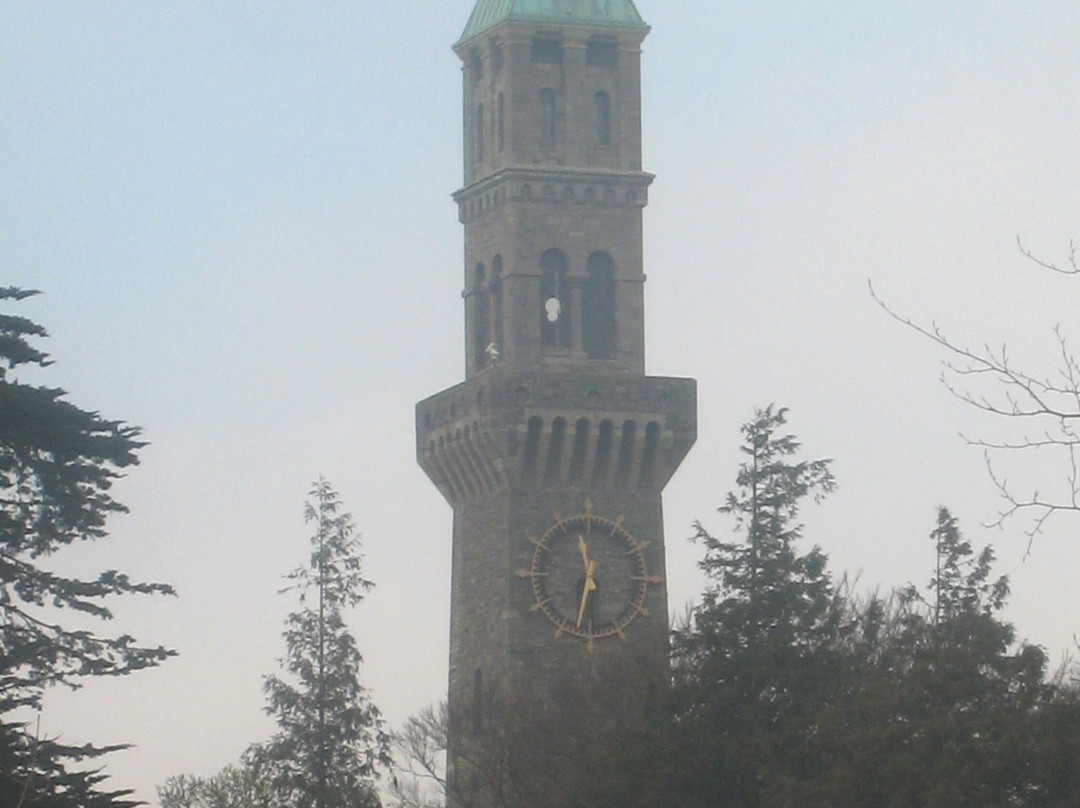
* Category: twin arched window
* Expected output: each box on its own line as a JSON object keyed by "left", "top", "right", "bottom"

{"left": 537, "top": 89, "right": 612, "bottom": 150}
{"left": 539, "top": 250, "right": 617, "bottom": 356}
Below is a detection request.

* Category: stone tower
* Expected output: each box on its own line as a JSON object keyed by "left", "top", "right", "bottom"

{"left": 416, "top": 0, "right": 696, "bottom": 800}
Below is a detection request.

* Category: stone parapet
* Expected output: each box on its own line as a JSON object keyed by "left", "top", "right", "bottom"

{"left": 417, "top": 367, "right": 696, "bottom": 507}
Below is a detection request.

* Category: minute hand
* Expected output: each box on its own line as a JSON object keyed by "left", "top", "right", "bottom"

{"left": 576, "top": 560, "right": 597, "bottom": 629}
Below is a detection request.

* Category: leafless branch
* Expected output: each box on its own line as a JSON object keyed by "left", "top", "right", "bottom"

{"left": 1018, "top": 236, "right": 1080, "bottom": 275}
{"left": 870, "top": 244, "right": 1080, "bottom": 544}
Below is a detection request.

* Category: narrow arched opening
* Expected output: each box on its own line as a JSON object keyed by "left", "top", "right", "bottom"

{"left": 540, "top": 249, "right": 570, "bottom": 349}
{"left": 595, "top": 91, "right": 611, "bottom": 147}
{"left": 539, "top": 88, "right": 556, "bottom": 148}
{"left": 473, "top": 263, "right": 490, "bottom": 369}
{"left": 583, "top": 252, "right": 616, "bottom": 359}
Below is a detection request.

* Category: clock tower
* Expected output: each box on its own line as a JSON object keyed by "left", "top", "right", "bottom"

{"left": 416, "top": 0, "right": 696, "bottom": 801}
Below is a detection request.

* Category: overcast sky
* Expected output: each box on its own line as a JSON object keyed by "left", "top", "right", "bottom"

{"left": 4, "top": 1, "right": 1080, "bottom": 803}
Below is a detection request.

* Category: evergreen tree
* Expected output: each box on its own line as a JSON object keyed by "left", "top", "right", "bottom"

{"left": 253, "top": 479, "right": 390, "bottom": 808}
{"left": 0, "top": 288, "right": 174, "bottom": 806}
{"left": 794, "top": 509, "right": 1068, "bottom": 808}
{"left": 668, "top": 405, "right": 842, "bottom": 807}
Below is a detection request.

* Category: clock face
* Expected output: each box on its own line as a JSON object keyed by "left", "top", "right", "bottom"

{"left": 518, "top": 501, "right": 659, "bottom": 647}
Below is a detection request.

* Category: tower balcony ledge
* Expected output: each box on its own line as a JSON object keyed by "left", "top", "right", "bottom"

{"left": 417, "top": 367, "right": 696, "bottom": 507}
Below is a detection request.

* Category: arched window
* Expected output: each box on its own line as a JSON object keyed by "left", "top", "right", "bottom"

{"left": 595, "top": 91, "right": 611, "bottom": 147}
{"left": 473, "top": 263, "right": 491, "bottom": 368}
{"left": 476, "top": 102, "right": 485, "bottom": 163}
{"left": 583, "top": 252, "right": 616, "bottom": 359}
{"left": 496, "top": 93, "right": 505, "bottom": 153}
{"left": 540, "top": 249, "right": 570, "bottom": 348}
{"left": 539, "top": 89, "right": 555, "bottom": 148}
{"left": 491, "top": 255, "right": 504, "bottom": 355}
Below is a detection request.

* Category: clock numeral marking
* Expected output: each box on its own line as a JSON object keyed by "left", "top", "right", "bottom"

{"left": 632, "top": 574, "right": 664, "bottom": 584}
{"left": 530, "top": 598, "right": 551, "bottom": 613}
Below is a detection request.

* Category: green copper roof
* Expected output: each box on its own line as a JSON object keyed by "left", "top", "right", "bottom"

{"left": 458, "top": 0, "right": 649, "bottom": 46}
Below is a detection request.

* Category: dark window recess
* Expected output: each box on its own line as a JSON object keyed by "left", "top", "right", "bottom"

{"left": 532, "top": 37, "right": 563, "bottom": 64}
{"left": 496, "top": 93, "right": 505, "bottom": 152}
{"left": 491, "top": 42, "right": 504, "bottom": 73}
{"left": 593, "top": 420, "right": 614, "bottom": 484}
{"left": 523, "top": 416, "right": 544, "bottom": 481}
{"left": 491, "top": 255, "right": 504, "bottom": 354}
{"left": 470, "top": 49, "right": 483, "bottom": 82}
{"left": 476, "top": 102, "right": 485, "bottom": 163}
{"left": 473, "top": 264, "right": 491, "bottom": 368}
{"left": 640, "top": 422, "right": 660, "bottom": 488}
{"left": 583, "top": 252, "right": 616, "bottom": 359}
{"left": 540, "top": 248, "right": 570, "bottom": 348}
{"left": 544, "top": 418, "right": 567, "bottom": 483}
{"left": 586, "top": 39, "right": 618, "bottom": 67}
{"left": 595, "top": 91, "right": 611, "bottom": 147}
{"left": 568, "top": 418, "right": 590, "bottom": 485}
{"left": 539, "top": 88, "right": 556, "bottom": 148}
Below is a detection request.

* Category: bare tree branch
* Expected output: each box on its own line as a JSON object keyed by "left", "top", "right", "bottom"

{"left": 1018, "top": 236, "right": 1080, "bottom": 276}
{"left": 870, "top": 242, "right": 1080, "bottom": 544}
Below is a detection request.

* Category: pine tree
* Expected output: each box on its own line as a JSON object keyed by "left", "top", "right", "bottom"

{"left": 669, "top": 405, "right": 841, "bottom": 807}
{"left": 0, "top": 288, "right": 174, "bottom": 807}
{"left": 254, "top": 479, "right": 390, "bottom": 808}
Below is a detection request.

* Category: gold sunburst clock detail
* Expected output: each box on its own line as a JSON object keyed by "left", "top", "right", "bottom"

{"left": 518, "top": 500, "right": 659, "bottom": 650}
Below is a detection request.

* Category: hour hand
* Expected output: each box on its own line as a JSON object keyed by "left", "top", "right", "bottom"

{"left": 578, "top": 535, "right": 590, "bottom": 572}
{"left": 576, "top": 560, "right": 597, "bottom": 629}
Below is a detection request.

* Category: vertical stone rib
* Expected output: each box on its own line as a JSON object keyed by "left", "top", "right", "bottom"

{"left": 614, "top": 420, "right": 636, "bottom": 489}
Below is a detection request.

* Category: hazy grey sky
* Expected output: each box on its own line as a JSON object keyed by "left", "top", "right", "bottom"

{"left": 4, "top": 1, "right": 1080, "bottom": 803}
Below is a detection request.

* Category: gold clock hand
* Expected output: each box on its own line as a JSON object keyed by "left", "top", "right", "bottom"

{"left": 576, "top": 560, "right": 597, "bottom": 629}
{"left": 578, "top": 534, "right": 590, "bottom": 573}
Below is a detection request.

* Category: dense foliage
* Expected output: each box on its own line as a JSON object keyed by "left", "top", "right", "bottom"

{"left": 156, "top": 764, "right": 270, "bottom": 808}
{"left": 600, "top": 406, "right": 1080, "bottom": 808}
{"left": 0, "top": 288, "right": 174, "bottom": 806}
